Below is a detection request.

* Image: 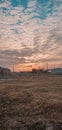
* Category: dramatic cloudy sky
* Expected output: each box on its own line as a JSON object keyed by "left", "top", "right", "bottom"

{"left": 0, "top": 0, "right": 62, "bottom": 71}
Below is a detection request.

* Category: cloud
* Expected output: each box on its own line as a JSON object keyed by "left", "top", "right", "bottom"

{"left": 0, "top": 0, "right": 62, "bottom": 70}
{"left": 0, "top": 49, "right": 27, "bottom": 68}
{"left": 28, "top": 0, "right": 37, "bottom": 8}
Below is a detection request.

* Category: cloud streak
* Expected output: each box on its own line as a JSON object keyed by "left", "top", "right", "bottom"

{"left": 0, "top": 0, "right": 62, "bottom": 70}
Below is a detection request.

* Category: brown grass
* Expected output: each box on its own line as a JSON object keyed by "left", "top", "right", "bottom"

{"left": 0, "top": 74, "right": 62, "bottom": 130}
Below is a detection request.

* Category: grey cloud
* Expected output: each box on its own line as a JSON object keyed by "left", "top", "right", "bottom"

{"left": 0, "top": 50, "right": 27, "bottom": 66}
{"left": 39, "top": 27, "right": 62, "bottom": 55}
{"left": 20, "top": 47, "right": 33, "bottom": 57}
{"left": 0, "top": 0, "right": 62, "bottom": 68}
{"left": 47, "top": 27, "right": 62, "bottom": 45}
{"left": 0, "top": 47, "right": 33, "bottom": 58}
{"left": 32, "top": 26, "right": 62, "bottom": 64}
{"left": 35, "top": 57, "right": 62, "bottom": 63}
{"left": 33, "top": 32, "right": 42, "bottom": 53}
{"left": 0, "top": 47, "right": 36, "bottom": 66}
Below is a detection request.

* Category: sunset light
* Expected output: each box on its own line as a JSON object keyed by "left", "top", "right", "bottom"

{"left": 0, "top": 0, "right": 62, "bottom": 71}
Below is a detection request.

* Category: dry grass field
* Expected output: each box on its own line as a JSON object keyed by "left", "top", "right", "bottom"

{"left": 0, "top": 74, "right": 62, "bottom": 130}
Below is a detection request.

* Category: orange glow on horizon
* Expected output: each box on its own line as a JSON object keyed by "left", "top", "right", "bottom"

{"left": 10, "top": 62, "right": 62, "bottom": 72}
{"left": 10, "top": 63, "right": 41, "bottom": 72}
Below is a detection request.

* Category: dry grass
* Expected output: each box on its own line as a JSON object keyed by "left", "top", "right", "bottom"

{"left": 0, "top": 74, "right": 62, "bottom": 130}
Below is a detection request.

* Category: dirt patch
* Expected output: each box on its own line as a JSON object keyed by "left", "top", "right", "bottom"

{"left": 0, "top": 74, "right": 62, "bottom": 130}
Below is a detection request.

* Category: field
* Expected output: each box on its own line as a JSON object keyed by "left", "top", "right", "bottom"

{"left": 0, "top": 74, "right": 62, "bottom": 130}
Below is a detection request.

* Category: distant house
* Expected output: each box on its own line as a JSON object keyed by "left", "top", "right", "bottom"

{"left": 0, "top": 67, "right": 11, "bottom": 77}
{"left": 49, "top": 68, "right": 62, "bottom": 75}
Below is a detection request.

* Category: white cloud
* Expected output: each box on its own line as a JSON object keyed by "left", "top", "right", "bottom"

{"left": 0, "top": 0, "right": 62, "bottom": 69}
{"left": 0, "top": 1, "right": 11, "bottom": 8}
{"left": 28, "top": 0, "right": 37, "bottom": 8}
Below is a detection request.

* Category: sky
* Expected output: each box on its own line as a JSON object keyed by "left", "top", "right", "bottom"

{"left": 0, "top": 0, "right": 62, "bottom": 71}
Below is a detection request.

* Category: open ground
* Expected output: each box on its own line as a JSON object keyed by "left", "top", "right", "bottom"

{"left": 0, "top": 74, "right": 62, "bottom": 130}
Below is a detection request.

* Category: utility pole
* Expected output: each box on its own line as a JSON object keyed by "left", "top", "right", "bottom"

{"left": 46, "top": 63, "right": 48, "bottom": 70}
{"left": 13, "top": 65, "right": 14, "bottom": 72}
{"left": 54, "top": 64, "right": 55, "bottom": 69}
